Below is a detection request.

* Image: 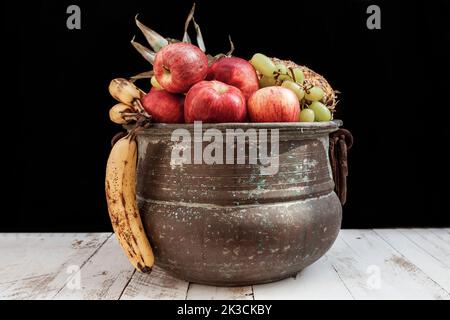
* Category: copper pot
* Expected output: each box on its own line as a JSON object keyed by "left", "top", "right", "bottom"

{"left": 136, "top": 121, "right": 342, "bottom": 286}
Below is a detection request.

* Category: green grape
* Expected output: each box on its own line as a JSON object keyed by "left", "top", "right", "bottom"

{"left": 275, "top": 64, "right": 291, "bottom": 81}
{"left": 275, "top": 64, "right": 288, "bottom": 75}
{"left": 259, "top": 75, "right": 277, "bottom": 88}
{"left": 305, "top": 86, "right": 324, "bottom": 101}
{"left": 278, "top": 74, "right": 291, "bottom": 82}
{"left": 250, "top": 53, "right": 277, "bottom": 77}
{"left": 309, "top": 101, "right": 332, "bottom": 122}
{"left": 281, "top": 80, "right": 305, "bottom": 100}
{"left": 151, "top": 76, "right": 163, "bottom": 90}
{"left": 291, "top": 67, "right": 305, "bottom": 84}
{"left": 299, "top": 108, "right": 315, "bottom": 122}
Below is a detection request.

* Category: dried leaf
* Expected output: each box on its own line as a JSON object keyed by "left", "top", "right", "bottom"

{"left": 207, "top": 54, "right": 216, "bottom": 66}
{"left": 183, "top": 3, "right": 196, "bottom": 43}
{"left": 192, "top": 18, "right": 206, "bottom": 52}
{"left": 135, "top": 14, "right": 168, "bottom": 52}
{"left": 167, "top": 38, "right": 181, "bottom": 44}
{"left": 184, "top": 33, "right": 192, "bottom": 44}
{"left": 130, "top": 70, "right": 154, "bottom": 82}
{"left": 226, "top": 35, "right": 235, "bottom": 56}
{"left": 131, "top": 36, "right": 156, "bottom": 65}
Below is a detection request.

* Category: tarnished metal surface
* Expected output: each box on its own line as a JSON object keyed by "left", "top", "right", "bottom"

{"left": 135, "top": 122, "right": 342, "bottom": 286}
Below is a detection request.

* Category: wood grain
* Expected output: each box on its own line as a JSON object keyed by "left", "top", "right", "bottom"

{"left": 119, "top": 266, "right": 189, "bottom": 300}
{"left": 253, "top": 255, "right": 353, "bottom": 300}
{"left": 327, "top": 230, "right": 449, "bottom": 300}
{"left": 53, "top": 235, "right": 135, "bottom": 300}
{"left": 374, "top": 229, "right": 450, "bottom": 294}
{"left": 0, "top": 233, "right": 110, "bottom": 300}
{"left": 187, "top": 284, "right": 253, "bottom": 300}
{"left": 1, "top": 230, "right": 449, "bottom": 300}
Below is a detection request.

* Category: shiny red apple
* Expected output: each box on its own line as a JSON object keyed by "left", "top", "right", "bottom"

{"left": 154, "top": 43, "right": 208, "bottom": 94}
{"left": 141, "top": 89, "right": 184, "bottom": 123}
{"left": 207, "top": 57, "right": 259, "bottom": 100}
{"left": 185, "top": 81, "right": 247, "bottom": 123}
{"left": 247, "top": 87, "right": 300, "bottom": 122}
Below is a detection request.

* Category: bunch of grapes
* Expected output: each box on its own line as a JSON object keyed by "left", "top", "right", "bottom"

{"left": 250, "top": 53, "right": 332, "bottom": 122}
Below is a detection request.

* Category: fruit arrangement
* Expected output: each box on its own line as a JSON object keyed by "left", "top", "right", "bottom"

{"left": 107, "top": 4, "right": 337, "bottom": 126}
{"left": 105, "top": 4, "right": 339, "bottom": 273}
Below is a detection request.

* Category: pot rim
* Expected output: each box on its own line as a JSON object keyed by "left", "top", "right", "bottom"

{"left": 133, "top": 120, "right": 342, "bottom": 134}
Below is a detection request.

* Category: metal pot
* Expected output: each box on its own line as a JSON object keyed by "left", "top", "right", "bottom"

{"left": 136, "top": 121, "right": 343, "bottom": 286}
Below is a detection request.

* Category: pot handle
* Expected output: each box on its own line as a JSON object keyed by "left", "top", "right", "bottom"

{"left": 329, "top": 129, "right": 353, "bottom": 205}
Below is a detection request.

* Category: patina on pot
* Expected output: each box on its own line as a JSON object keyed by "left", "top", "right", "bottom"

{"left": 135, "top": 121, "right": 342, "bottom": 286}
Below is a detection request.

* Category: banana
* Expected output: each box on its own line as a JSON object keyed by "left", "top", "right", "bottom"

{"left": 109, "top": 103, "right": 137, "bottom": 124}
{"left": 122, "top": 137, "right": 155, "bottom": 267}
{"left": 105, "top": 134, "right": 154, "bottom": 272}
{"left": 109, "top": 78, "right": 142, "bottom": 106}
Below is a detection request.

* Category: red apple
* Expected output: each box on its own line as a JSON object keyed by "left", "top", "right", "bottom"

{"left": 154, "top": 43, "right": 208, "bottom": 94}
{"left": 207, "top": 57, "right": 259, "bottom": 100}
{"left": 141, "top": 89, "right": 184, "bottom": 123}
{"left": 185, "top": 81, "right": 247, "bottom": 123}
{"left": 248, "top": 87, "right": 300, "bottom": 122}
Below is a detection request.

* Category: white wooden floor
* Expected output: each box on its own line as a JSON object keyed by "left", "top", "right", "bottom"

{"left": 0, "top": 229, "right": 449, "bottom": 300}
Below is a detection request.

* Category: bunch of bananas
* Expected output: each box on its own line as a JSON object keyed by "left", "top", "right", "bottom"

{"left": 108, "top": 78, "right": 149, "bottom": 125}
{"left": 106, "top": 78, "right": 154, "bottom": 273}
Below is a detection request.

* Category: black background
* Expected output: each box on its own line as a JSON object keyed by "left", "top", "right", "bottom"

{"left": 4, "top": 0, "right": 450, "bottom": 231}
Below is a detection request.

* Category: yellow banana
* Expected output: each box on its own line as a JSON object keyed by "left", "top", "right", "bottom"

{"left": 109, "top": 103, "right": 137, "bottom": 124}
{"left": 109, "top": 78, "right": 142, "bottom": 106}
{"left": 105, "top": 134, "right": 154, "bottom": 272}
{"left": 122, "top": 138, "right": 155, "bottom": 267}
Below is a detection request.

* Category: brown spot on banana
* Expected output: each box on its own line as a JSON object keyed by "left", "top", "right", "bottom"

{"left": 108, "top": 78, "right": 141, "bottom": 106}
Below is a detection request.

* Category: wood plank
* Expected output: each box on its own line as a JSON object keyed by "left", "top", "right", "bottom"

{"left": 405, "top": 229, "right": 450, "bottom": 265}
{"left": 327, "top": 230, "right": 449, "bottom": 300}
{"left": 2, "top": 230, "right": 449, "bottom": 300}
{"left": 0, "top": 233, "right": 110, "bottom": 300}
{"left": 120, "top": 266, "right": 189, "bottom": 300}
{"left": 53, "top": 235, "right": 135, "bottom": 300}
{"left": 429, "top": 228, "right": 450, "bottom": 243}
{"left": 187, "top": 284, "right": 253, "bottom": 300}
{"left": 374, "top": 229, "right": 450, "bottom": 294}
{"left": 252, "top": 254, "right": 353, "bottom": 300}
